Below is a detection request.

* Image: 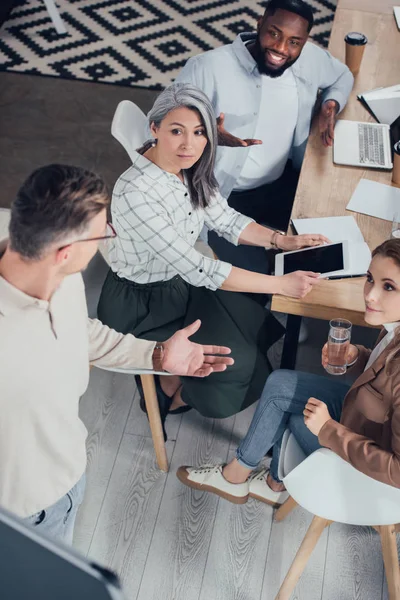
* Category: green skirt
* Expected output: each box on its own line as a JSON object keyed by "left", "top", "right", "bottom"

{"left": 97, "top": 271, "right": 284, "bottom": 418}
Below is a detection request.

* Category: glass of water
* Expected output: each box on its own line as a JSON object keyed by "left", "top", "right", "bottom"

{"left": 392, "top": 211, "right": 400, "bottom": 239}
{"left": 325, "top": 319, "right": 352, "bottom": 375}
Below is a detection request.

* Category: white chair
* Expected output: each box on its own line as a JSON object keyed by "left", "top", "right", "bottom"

{"left": 111, "top": 100, "right": 148, "bottom": 162}
{"left": 273, "top": 429, "right": 306, "bottom": 522}
{"left": 274, "top": 434, "right": 400, "bottom": 600}
{"left": 42, "top": 0, "right": 67, "bottom": 35}
{"left": 0, "top": 208, "right": 10, "bottom": 241}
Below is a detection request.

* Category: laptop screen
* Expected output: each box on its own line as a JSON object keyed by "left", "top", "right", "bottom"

{"left": 390, "top": 114, "right": 400, "bottom": 158}
{"left": 0, "top": 508, "right": 124, "bottom": 600}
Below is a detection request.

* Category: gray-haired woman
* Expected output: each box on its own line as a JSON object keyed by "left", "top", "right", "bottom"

{"left": 98, "top": 83, "right": 327, "bottom": 437}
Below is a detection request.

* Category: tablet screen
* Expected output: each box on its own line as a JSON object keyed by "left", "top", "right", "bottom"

{"left": 283, "top": 243, "right": 344, "bottom": 275}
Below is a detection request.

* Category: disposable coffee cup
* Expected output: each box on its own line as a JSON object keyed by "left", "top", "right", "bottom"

{"left": 392, "top": 141, "right": 400, "bottom": 186}
{"left": 344, "top": 32, "right": 367, "bottom": 75}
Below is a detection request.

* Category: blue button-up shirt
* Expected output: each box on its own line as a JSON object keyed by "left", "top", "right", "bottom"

{"left": 176, "top": 33, "right": 354, "bottom": 199}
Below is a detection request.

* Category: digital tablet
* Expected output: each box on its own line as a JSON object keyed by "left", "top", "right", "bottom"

{"left": 274, "top": 241, "right": 349, "bottom": 277}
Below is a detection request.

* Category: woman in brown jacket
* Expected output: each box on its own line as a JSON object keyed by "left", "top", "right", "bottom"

{"left": 177, "top": 239, "right": 400, "bottom": 505}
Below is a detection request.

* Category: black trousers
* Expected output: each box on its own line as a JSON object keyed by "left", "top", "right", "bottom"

{"left": 208, "top": 161, "right": 299, "bottom": 276}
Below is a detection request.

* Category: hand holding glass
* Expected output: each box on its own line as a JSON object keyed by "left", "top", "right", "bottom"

{"left": 325, "top": 319, "right": 352, "bottom": 375}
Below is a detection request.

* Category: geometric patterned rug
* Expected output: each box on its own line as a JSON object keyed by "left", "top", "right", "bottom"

{"left": 0, "top": 0, "right": 337, "bottom": 90}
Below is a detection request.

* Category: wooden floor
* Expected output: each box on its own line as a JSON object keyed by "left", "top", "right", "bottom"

{"left": 75, "top": 260, "right": 391, "bottom": 600}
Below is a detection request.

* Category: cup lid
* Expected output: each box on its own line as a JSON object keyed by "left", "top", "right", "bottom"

{"left": 394, "top": 140, "right": 400, "bottom": 155}
{"left": 344, "top": 32, "right": 368, "bottom": 45}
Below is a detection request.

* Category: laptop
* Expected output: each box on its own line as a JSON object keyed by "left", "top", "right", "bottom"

{"left": 0, "top": 507, "right": 125, "bottom": 600}
{"left": 333, "top": 120, "right": 394, "bottom": 169}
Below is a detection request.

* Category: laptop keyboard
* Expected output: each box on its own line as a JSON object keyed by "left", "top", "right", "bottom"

{"left": 358, "top": 123, "right": 386, "bottom": 165}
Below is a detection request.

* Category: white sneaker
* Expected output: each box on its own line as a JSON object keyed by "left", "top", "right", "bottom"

{"left": 248, "top": 468, "right": 289, "bottom": 507}
{"left": 176, "top": 465, "right": 249, "bottom": 504}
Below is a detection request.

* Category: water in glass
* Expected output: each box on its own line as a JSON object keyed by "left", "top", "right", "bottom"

{"left": 326, "top": 319, "right": 352, "bottom": 375}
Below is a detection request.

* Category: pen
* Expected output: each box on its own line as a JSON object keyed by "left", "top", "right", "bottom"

{"left": 326, "top": 274, "right": 367, "bottom": 280}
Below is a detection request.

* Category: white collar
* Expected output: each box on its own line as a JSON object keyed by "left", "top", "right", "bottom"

{"left": 384, "top": 322, "right": 400, "bottom": 333}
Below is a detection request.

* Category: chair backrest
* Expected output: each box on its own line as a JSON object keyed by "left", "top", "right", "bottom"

{"left": 0, "top": 208, "right": 10, "bottom": 241}
{"left": 283, "top": 447, "right": 400, "bottom": 526}
{"left": 111, "top": 100, "right": 148, "bottom": 163}
{"left": 278, "top": 430, "right": 307, "bottom": 481}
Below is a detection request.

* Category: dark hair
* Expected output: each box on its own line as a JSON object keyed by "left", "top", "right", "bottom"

{"left": 262, "top": 0, "right": 314, "bottom": 32}
{"left": 9, "top": 164, "right": 109, "bottom": 260}
{"left": 140, "top": 83, "right": 219, "bottom": 210}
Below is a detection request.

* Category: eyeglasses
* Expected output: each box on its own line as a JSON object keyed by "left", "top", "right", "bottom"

{"left": 77, "top": 222, "right": 117, "bottom": 243}
{"left": 58, "top": 222, "right": 117, "bottom": 250}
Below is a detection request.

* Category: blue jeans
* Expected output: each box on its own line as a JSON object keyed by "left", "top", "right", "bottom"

{"left": 24, "top": 474, "right": 86, "bottom": 544}
{"left": 235, "top": 370, "right": 350, "bottom": 481}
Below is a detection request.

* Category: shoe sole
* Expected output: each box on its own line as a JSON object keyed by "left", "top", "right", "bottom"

{"left": 248, "top": 491, "right": 284, "bottom": 508}
{"left": 176, "top": 466, "right": 249, "bottom": 505}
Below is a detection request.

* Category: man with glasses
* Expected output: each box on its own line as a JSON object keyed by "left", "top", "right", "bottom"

{"left": 0, "top": 164, "right": 234, "bottom": 543}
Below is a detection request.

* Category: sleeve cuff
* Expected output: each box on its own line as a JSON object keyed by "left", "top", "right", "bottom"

{"left": 318, "top": 418, "right": 337, "bottom": 447}
{"left": 320, "top": 90, "right": 347, "bottom": 113}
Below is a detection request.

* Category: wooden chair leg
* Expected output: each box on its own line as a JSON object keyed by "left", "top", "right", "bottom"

{"left": 379, "top": 525, "right": 400, "bottom": 600}
{"left": 275, "top": 516, "right": 331, "bottom": 600}
{"left": 274, "top": 496, "right": 298, "bottom": 522}
{"left": 140, "top": 374, "right": 168, "bottom": 472}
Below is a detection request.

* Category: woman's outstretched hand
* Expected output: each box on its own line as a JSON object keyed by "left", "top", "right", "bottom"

{"left": 303, "top": 397, "right": 332, "bottom": 436}
{"left": 321, "top": 342, "right": 359, "bottom": 369}
{"left": 278, "top": 233, "right": 330, "bottom": 251}
{"left": 276, "top": 271, "right": 320, "bottom": 298}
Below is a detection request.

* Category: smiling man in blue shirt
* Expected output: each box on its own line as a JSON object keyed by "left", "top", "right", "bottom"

{"left": 176, "top": 0, "right": 353, "bottom": 276}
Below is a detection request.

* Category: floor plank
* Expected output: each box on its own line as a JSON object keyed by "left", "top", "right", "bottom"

{"left": 136, "top": 410, "right": 236, "bottom": 600}
{"left": 74, "top": 368, "right": 135, "bottom": 554}
{"left": 262, "top": 507, "right": 329, "bottom": 600}
{"left": 86, "top": 433, "right": 175, "bottom": 600}
{"left": 322, "top": 524, "right": 384, "bottom": 600}
{"left": 200, "top": 499, "right": 273, "bottom": 600}
{"left": 200, "top": 402, "right": 271, "bottom": 600}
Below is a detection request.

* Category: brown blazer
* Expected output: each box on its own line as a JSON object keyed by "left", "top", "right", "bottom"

{"left": 319, "top": 329, "right": 400, "bottom": 488}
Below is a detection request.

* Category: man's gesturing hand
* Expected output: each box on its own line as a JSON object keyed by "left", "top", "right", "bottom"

{"left": 161, "top": 319, "right": 234, "bottom": 377}
{"left": 217, "top": 113, "right": 262, "bottom": 147}
{"left": 319, "top": 100, "right": 339, "bottom": 147}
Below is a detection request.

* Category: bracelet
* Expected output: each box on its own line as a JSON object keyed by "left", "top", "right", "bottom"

{"left": 270, "top": 231, "right": 283, "bottom": 249}
{"left": 152, "top": 343, "right": 166, "bottom": 372}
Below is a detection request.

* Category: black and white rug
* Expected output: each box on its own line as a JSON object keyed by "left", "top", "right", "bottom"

{"left": 0, "top": 0, "right": 337, "bottom": 89}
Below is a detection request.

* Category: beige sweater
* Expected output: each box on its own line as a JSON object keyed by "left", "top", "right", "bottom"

{"left": 0, "top": 271, "right": 155, "bottom": 517}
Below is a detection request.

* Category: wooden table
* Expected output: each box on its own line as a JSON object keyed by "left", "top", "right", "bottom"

{"left": 272, "top": 0, "right": 400, "bottom": 367}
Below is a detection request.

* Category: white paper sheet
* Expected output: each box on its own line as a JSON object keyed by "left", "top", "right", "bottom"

{"left": 367, "top": 94, "right": 400, "bottom": 125}
{"left": 346, "top": 179, "right": 400, "bottom": 222}
{"left": 394, "top": 6, "right": 400, "bottom": 30}
{"left": 292, "top": 216, "right": 364, "bottom": 243}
